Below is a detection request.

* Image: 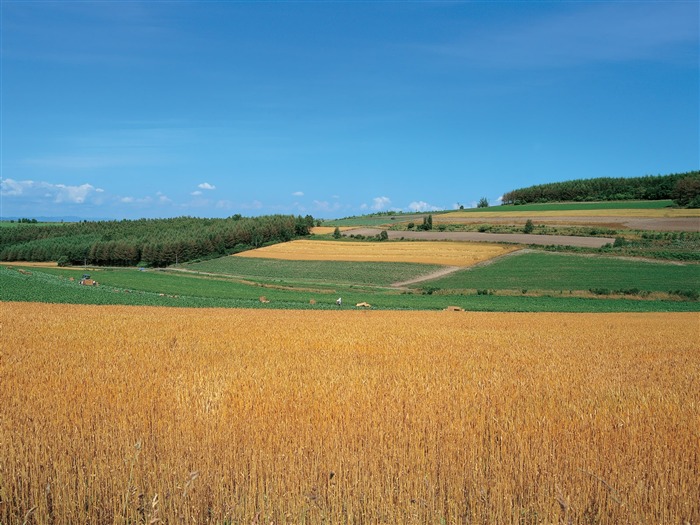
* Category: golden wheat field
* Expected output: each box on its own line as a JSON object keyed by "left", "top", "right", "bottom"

{"left": 234, "top": 240, "right": 517, "bottom": 266}
{"left": 1, "top": 303, "right": 698, "bottom": 524}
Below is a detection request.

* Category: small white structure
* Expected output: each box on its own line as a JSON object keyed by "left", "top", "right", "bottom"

{"left": 336, "top": 297, "right": 342, "bottom": 306}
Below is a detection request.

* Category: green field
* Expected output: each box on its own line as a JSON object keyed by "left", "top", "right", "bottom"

{"left": 2, "top": 265, "right": 698, "bottom": 312}
{"left": 184, "top": 256, "right": 442, "bottom": 287}
{"left": 453, "top": 200, "right": 676, "bottom": 213}
{"left": 2, "top": 244, "right": 699, "bottom": 312}
{"left": 425, "top": 251, "right": 699, "bottom": 293}
{"left": 321, "top": 213, "right": 441, "bottom": 227}
{"left": 322, "top": 201, "right": 678, "bottom": 227}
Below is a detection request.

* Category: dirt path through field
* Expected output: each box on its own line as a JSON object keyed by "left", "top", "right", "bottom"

{"left": 391, "top": 265, "right": 462, "bottom": 288}
{"left": 390, "top": 248, "right": 532, "bottom": 288}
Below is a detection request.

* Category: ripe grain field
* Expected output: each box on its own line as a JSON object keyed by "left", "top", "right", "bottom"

{"left": 234, "top": 239, "right": 517, "bottom": 266}
{"left": 1, "top": 303, "right": 698, "bottom": 524}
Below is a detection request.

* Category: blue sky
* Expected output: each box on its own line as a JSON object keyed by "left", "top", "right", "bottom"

{"left": 1, "top": 1, "right": 698, "bottom": 220}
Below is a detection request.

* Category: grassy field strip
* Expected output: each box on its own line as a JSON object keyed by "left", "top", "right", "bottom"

{"left": 3, "top": 256, "right": 699, "bottom": 312}
{"left": 443, "top": 208, "right": 700, "bottom": 219}
{"left": 425, "top": 251, "right": 700, "bottom": 293}
{"left": 1, "top": 303, "right": 697, "bottom": 524}
{"left": 234, "top": 240, "right": 518, "bottom": 266}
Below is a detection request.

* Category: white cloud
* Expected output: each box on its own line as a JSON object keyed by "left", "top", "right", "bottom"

{"left": 1, "top": 178, "right": 103, "bottom": 204}
{"left": 241, "top": 200, "right": 263, "bottom": 210}
{"left": 369, "top": 196, "right": 391, "bottom": 211}
{"left": 312, "top": 200, "right": 342, "bottom": 213}
{"left": 292, "top": 191, "right": 304, "bottom": 197}
{"left": 0, "top": 178, "right": 26, "bottom": 196}
{"left": 54, "top": 183, "right": 98, "bottom": 204}
{"left": 198, "top": 182, "right": 216, "bottom": 190}
{"left": 191, "top": 190, "right": 203, "bottom": 196}
{"left": 407, "top": 201, "right": 442, "bottom": 212}
{"left": 120, "top": 196, "right": 153, "bottom": 205}
{"left": 215, "top": 200, "right": 233, "bottom": 210}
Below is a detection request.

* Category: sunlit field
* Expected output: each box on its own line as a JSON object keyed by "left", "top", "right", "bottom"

{"left": 234, "top": 240, "right": 518, "bottom": 266}
{"left": 442, "top": 208, "right": 700, "bottom": 219}
{"left": 1, "top": 302, "right": 698, "bottom": 524}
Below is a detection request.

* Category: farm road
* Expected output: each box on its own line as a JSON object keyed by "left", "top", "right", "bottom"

{"left": 345, "top": 229, "right": 615, "bottom": 248}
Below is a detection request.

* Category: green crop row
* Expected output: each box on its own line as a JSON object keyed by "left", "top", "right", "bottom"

{"left": 3, "top": 265, "right": 699, "bottom": 312}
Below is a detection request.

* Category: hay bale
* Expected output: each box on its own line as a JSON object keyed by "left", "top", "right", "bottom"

{"left": 444, "top": 306, "right": 464, "bottom": 312}
{"left": 355, "top": 302, "right": 372, "bottom": 308}
{"left": 259, "top": 296, "right": 270, "bottom": 303}
{"left": 309, "top": 299, "right": 316, "bottom": 305}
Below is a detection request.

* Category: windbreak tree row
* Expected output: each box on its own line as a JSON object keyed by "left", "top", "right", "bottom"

{"left": 501, "top": 171, "right": 699, "bottom": 206}
{"left": 0, "top": 214, "right": 315, "bottom": 267}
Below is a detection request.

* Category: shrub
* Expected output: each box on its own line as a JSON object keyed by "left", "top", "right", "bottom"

{"left": 669, "top": 289, "right": 699, "bottom": 301}
{"left": 523, "top": 219, "right": 534, "bottom": 234}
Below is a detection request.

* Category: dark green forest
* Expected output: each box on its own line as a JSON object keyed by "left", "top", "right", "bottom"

{"left": 501, "top": 171, "right": 700, "bottom": 206}
{"left": 0, "top": 215, "right": 315, "bottom": 267}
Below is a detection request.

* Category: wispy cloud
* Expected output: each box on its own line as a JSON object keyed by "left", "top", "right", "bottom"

{"left": 292, "top": 191, "right": 304, "bottom": 197}
{"left": 428, "top": 3, "right": 698, "bottom": 69}
{"left": 1, "top": 178, "right": 105, "bottom": 204}
{"left": 21, "top": 155, "right": 150, "bottom": 170}
{"left": 198, "top": 182, "right": 216, "bottom": 190}
{"left": 407, "top": 201, "right": 442, "bottom": 213}
{"left": 361, "top": 196, "right": 392, "bottom": 211}
{"left": 312, "top": 200, "right": 342, "bottom": 213}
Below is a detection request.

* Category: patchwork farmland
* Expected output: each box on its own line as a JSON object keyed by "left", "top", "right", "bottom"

{"left": 1, "top": 200, "right": 698, "bottom": 524}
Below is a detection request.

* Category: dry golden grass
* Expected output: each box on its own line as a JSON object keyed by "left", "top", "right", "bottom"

{"left": 443, "top": 208, "right": 700, "bottom": 219}
{"left": 234, "top": 239, "right": 517, "bottom": 266}
{"left": 310, "top": 226, "right": 354, "bottom": 235}
{"left": 1, "top": 303, "right": 698, "bottom": 524}
{"left": 0, "top": 261, "right": 61, "bottom": 268}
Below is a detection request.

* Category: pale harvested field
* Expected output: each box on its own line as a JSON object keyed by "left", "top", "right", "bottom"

{"left": 1, "top": 302, "right": 698, "bottom": 524}
{"left": 310, "top": 226, "right": 354, "bottom": 235}
{"left": 0, "top": 261, "right": 60, "bottom": 268}
{"left": 235, "top": 239, "right": 518, "bottom": 266}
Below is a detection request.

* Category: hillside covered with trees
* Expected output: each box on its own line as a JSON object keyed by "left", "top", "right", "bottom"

{"left": 501, "top": 171, "right": 699, "bottom": 206}
{"left": 0, "top": 215, "right": 315, "bottom": 267}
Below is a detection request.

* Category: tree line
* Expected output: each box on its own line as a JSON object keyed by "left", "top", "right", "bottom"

{"left": 0, "top": 215, "right": 315, "bottom": 267}
{"left": 501, "top": 171, "right": 700, "bottom": 206}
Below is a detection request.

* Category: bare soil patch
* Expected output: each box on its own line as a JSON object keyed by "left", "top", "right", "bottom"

{"left": 346, "top": 229, "right": 615, "bottom": 248}
{"left": 435, "top": 216, "right": 699, "bottom": 232}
